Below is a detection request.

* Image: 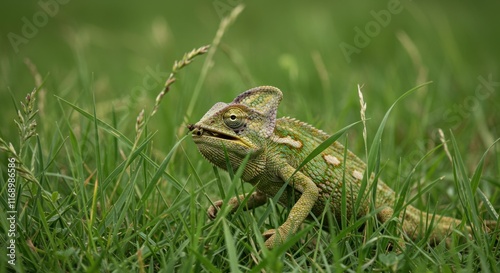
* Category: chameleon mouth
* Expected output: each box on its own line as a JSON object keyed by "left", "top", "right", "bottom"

{"left": 188, "top": 124, "right": 240, "bottom": 141}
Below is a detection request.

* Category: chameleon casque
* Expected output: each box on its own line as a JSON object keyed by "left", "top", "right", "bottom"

{"left": 188, "top": 86, "right": 496, "bottom": 249}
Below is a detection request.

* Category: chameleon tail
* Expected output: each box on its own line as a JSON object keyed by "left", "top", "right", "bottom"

{"left": 402, "top": 205, "right": 498, "bottom": 245}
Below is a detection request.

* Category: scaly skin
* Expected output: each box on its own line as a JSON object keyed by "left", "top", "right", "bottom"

{"left": 188, "top": 86, "right": 496, "bottom": 249}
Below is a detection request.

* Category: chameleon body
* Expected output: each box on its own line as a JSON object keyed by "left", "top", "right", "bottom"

{"left": 189, "top": 86, "right": 495, "bottom": 249}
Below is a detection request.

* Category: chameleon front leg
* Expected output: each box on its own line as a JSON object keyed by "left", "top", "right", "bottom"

{"left": 263, "top": 165, "right": 319, "bottom": 248}
{"left": 207, "top": 190, "right": 268, "bottom": 219}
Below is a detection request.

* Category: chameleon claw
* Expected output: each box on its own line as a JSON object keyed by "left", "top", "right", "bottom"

{"left": 262, "top": 229, "right": 276, "bottom": 240}
{"left": 207, "top": 200, "right": 223, "bottom": 220}
{"left": 263, "top": 227, "right": 287, "bottom": 249}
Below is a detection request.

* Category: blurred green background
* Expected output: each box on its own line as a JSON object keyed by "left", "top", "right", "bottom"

{"left": 1, "top": 0, "right": 499, "bottom": 170}
{"left": 1, "top": 1, "right": 500, "bottom": 271}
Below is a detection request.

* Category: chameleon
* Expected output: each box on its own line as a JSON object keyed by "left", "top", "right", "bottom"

{"left": 188, "top": 86, "right": 497, "bottom": 249}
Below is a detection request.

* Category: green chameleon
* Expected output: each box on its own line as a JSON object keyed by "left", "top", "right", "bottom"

{"left": 188, "top": 86, "right": 496, "bottom": 249}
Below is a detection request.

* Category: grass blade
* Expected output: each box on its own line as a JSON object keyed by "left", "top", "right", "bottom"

{"left": 222, "top": 220, "right": 242, "bottom": 273}
{"left": 355, "top": 81, "right": 432, "bottom": 211}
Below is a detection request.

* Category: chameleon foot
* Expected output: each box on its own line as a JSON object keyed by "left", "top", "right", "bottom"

{"left": 207, "top": 200, "right": 223, "bottom": 220}
{"left": 263, "top": 227, "right": 287, "bottom": 249}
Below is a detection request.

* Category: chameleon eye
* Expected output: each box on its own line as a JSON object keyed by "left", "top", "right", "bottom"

{"left": 223, "top": 108, "right": 246, "bottom": 129}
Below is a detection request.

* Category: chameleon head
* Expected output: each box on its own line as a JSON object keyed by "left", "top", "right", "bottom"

{"left": 189, "top": 86, "right": 283, "bottom": 178}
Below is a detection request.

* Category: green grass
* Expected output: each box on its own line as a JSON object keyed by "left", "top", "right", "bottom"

{"left": 1, "top": 1, "right": 500, "bottom": 272}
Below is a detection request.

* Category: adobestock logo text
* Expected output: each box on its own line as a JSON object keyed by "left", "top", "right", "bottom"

{"left": 7, "top": 0, "right": 71, "bottom": 53}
